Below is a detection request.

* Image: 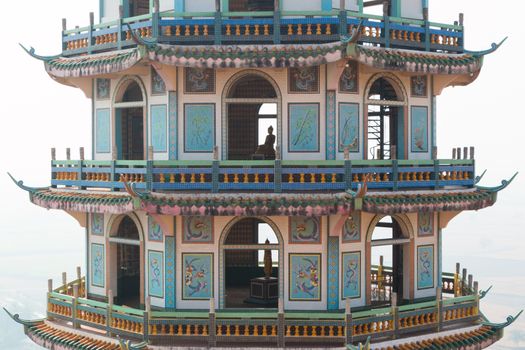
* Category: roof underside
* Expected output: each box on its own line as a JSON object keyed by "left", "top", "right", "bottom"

{"left": 28, "top": 188, "right": 496, "bottom": 216}
{"left": 42, "top": 42, "right": 484, "bottom": 78}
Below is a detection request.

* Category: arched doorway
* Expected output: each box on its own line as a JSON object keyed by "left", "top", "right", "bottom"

{"left": 366, "top": 215, "right": 413, "bottom": 306}
{"left": 108, "top": 215, "right": 143, "bottom": 308}
{"left": 219, "top": 217, "right": 283, "bottom": 309}
{"left": 364, "top": 74, "right": 407, "bottom": 160}
{"left": 222, "top": 71, "right": 281, "bottom": 160}
{"left": 113, "top": 77, "right": 147, "bottom": 160}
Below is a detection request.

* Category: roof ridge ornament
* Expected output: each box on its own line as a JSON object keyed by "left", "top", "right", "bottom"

{"left": 475, "top": 172, "right": 518, "bottom": 192}
{"left": 474, "top": 169, "right": 487, "bottom": 184}
{"left": 341, "top": 20, "right": 363, "bottom": 58}
{"left": 123, "top": 181, "right": 149, "bottom": 199}
{"left": 125, "top": 23, "right": 157, "bottom": 48}
{"left": 7, "top": 172, "right": 48, "bottom": 193}
{"left": 479, "top": 285, "right": 492, "bottom": 299}
{"left": 3, "top": 308, "right": 45, "bottom": 326}
{"left": 464, "top": 37, "right": 508, "bottom": 56}
{"left": 19, "top": 43, "right": 61, "bottom": 61}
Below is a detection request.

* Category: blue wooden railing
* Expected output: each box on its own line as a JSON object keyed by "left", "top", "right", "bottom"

{"left": 61, "top": 9, "right": 464, "bottom": 56}
{"left": 51, "top": 159, "right": 475, "bottom": 193}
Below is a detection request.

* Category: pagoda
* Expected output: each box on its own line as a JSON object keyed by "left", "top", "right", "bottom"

{"left": 6, "top": 0, "right": 521, "bottom": 349}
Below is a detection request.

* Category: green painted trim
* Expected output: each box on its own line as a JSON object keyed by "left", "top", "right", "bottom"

{"left": 83, "top": 160, "right": 113, "bottom": 166}
{"left": 281, "top": 160, "right": 345, "bottom": 166}
{"left": 398, "top": 300, "right": 436, "bottom": 312}
{"left": 114, "top": 160, "right": 147, "bottom": 166}
{"left": 78, "top": 298, "right": 108, "bottom": 308}
{"left": 389, "top": 16, "right": 425, "bottom": 25}
{"left": 99, "top": 0, "right": 104, "bottom": 22}
{"left": 219, "top": 160, "right": 275, "bottom": 166}
{"left": 390, "top": 0, "right": 401, "bottom": 17}
{"left": 282, "top": 10, "right": 337, "bottom": 16}
{"left": 49, "top": 292, "right": 74, "bottom": 302}
{"left": 122, "top": 13, "right": 153, "bottom": 23}
{"left": 153, "top": 160, "right": 214, "bottom": 166}
{"left": 428, "top": 21, "right": 462, "bottom": 30}
{"left": 92, "top": 20, "right": 120, "bottom": 30}
{"left": 397, "top": 160, "right": 434, "bottom": 166}
{"left": 63, "top": 26, "right": 91, "bottom": 35}
{"left": 173, "top": 11, "right": 215, "bottom": 17}
{"left": 437, "top": 159, "right": 474, "bottom": 165}
{"left": 443, "top": 295, "right": 477, "bottom": 305}
{"left": 352, "top": 307, "right": 392, "bottom": 319}
{"left": 112, "top": 304, "right": 145, "bottom": 316}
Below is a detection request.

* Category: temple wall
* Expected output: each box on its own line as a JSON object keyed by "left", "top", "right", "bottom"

{"left": 92, "top": 64, "right": 432, "bottom": 162}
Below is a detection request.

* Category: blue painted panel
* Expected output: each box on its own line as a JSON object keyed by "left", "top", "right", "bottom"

{"left": 148, "top": 250, "right": 164, "bottom": 298}
{"left": 91, "top": 214, "right": 104, "bottom": 235}
{"left": 327, "top": 237, "right": 339, "bottom": 310}
{"left": 151, "top": 104, "right": 168, "bottom": 153}
{"left": 115, "top": 109, "right": 122, "bottom": 159}
{"left": 289, "top": 254, "right": 321, "bottom": 301}
{"left": 288, "top": 104, "right": 320, "bottom": 152}
{"left": 417, "top": 212, "right": 433, "bottom": 237}
{"left": 165, "top": 236, "right": 176, "bottom": 308}
{"left": 411, "top": 106, "right": 429, "bottom": 153}
{"left": 175, "top": 0, "right": 185, "bottom": 12}
{"left": 396, "top": 107, "right": 404, "bottom": 159}
{"left": 322, "top": 0, "right": 332, "bottom": 11}
{"left": 91, "top": 243, "right": 105, "bottom": 288}
{"left": 326, "top": 91, "right": 336, "bottom": 160}
{"left": 182, "top": 253, "right": 213, "bottom": 300}
{"left": 342, "top": 252, "right": 360, "bottom": 299}
{"left": 338, "top": 103, "right": 359, "bottom": 153}
{"left": 96, "top": 109, "right": 111, "bottom": 153}
{"left": 168, "top": 91, "right": 178, "bottom": 159}
{"left": 184, "top": 104, "right": 215, "bottom": 153}
{"left": 417, "top": 245, "right": 434, "bottom": 289}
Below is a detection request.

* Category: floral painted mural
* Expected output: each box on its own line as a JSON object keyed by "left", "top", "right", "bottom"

{"left": 411, "top": 106, "right": 429, "bottom": 153}
{"left": 418, "top": 212, "right": 433, "bottom": 236}
{"left": 148, "top": 250, "right": 164, "bottom": 298}
{"left": 342, "top": 252, "right": 360, "bottom": 299}
{"left": 288, "top": 103, "right": 319, "bottom": 152}
{"left": 289, "top": 254, "right": 321, "bottom": 301}
{"left": 417, "top": 245, "right": 434, "bottom": 290}
{"left": 342, "top": 212, "right": 360, "bottom": 242}
{"left": 148, "top": 216, "right": 163, "bottom": 242}
{"left": 91, "top": 243, "right": 105, "bottom": 288}
{"left": 91, "top": 213, "right": 104, "bottom": 235}
{"left": 183, "top": 216, "right": 213, "bottom": 243}
{"left": 182, "top": 253, "right": 213, "bottom": 300}
{"left": 184, "top": 104, "right": 215, "bottom": 152}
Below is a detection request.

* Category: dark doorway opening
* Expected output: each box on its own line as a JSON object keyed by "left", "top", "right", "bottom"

{"left": 117, "top": 108, "right": 144, "bottom": 160}
{"left": 224, "top": 218, "right": 279, "bottom": 308}
{"left": 371, "top": 216, "right": 406, "bottom": 306}
{"left": 367, "top": 78, "right": 401, "bottom": 160}
{"left": 226, "top": 74, "right": 278, "bottom": 160}
{"left": 128, "top": 0, "right": 150, "bottom": 17}
{"left": 229, "top": 0, "right": 274, "bottom": 11}
{"left": 114, "top": 216, "right": 141, "bottom": 308}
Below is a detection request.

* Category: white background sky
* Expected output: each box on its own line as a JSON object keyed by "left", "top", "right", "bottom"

{"left": 0, "top": 1, "right": 523, "bottom": 349}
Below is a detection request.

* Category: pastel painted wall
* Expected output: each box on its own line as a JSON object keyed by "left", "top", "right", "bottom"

{"left": 331, "top": 0, "right": 359, "bottom": 11}
{"left": 92, "top": 64, "right": 432, "bottom": 162}
{"left": 401, "top": 0, "right": 424, "bottom": 20}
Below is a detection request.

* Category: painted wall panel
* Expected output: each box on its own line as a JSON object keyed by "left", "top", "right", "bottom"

{"left": 283, "top": 0, "right": 322, "bottom": 12}
{"left": 169, "top": 91, "right": 178, "bottom": 159}
{"left": 148, "top": 250, "right": 164, "bottom": 298}
{"left": 185, "top": 0, "right": 214, "bottom": 12}
{"left": 91, "top": 243, "right": 105, "bottom": 288}
{"left": 327, "top": 237, "right": 339, "bottom": 310}
{"left": 151, "top": 104, "right": 168, "bottom": 153}
{"left": 411, "top": 106, "right": 429, "bottom": 153}
{"left": 401, "top": 0, "right": 423, "bottom": 19}
{"left": 95, "top": 109, "right": 111, "bottom": 153}
{"left": 165, "top": 236, "right": 176, "bottom": 308}
{"left": 331, "top": 0, "right": 359, "bottom": 11}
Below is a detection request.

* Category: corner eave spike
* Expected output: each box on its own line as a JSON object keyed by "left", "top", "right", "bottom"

{"left": 124, "top": 23, "right": 157, "bottom": 47}
{"left": 464, "top": 37, "right": 508, "bottom": 56}
{"left": 7, "top": 172, "right": 47, "bottom": 193}
{"left": 474, "top": 169, "right": 487, "bottom": 184}
{"left": 19, "top": 43, "right": 61, "bottom": 61}
{"left": 479, "top": 285, "right": 492, "bottom": 299}
{"left": 3, "top": 307, "right": 44, "bottom": 326}
{"left": 483, "top": 310, "right": 523, "bottom": 329}
{"left": 475, "top": 172, "right": 518, "bottom": 192}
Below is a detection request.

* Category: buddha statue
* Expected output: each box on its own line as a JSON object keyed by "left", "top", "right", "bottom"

{"left": 255, "top": 125, "right": 276, "bottom": 159}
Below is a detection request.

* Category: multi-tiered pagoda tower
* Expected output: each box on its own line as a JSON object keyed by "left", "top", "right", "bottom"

{"left": 7, "top": 0, "right": 520, "bottom": 349}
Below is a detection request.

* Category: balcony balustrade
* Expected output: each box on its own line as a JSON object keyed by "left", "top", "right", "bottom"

{"left": 61, "top": 8, "right": 464, "bottom": 57}
{"left": 51, "top": 158, "right": 475, "bottom": 194}
{"left": 47, "top": 265, "right": 480, "bottom": 346}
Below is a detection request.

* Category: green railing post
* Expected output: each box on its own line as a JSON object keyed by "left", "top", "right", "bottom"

{"left": 391, "top": 292, "right": 398, "bottom": 339}
{"left": 110, "top": 160, "right": 117, "bottom": 191}
{"left": 384, "top": 5, "right": 390, "bottom": 48}
{"left": 214, "top": 0, "right": 222, "bottom": 45}
{"left": 107, "top": 290, "right": 113, "bottom": 336}
{"left": 392, "top": 160, "right": 398, "bottom": 191}
{"left": 51, "top": 148, "right": 57, "bottom": 188}
{"left": 61, "top": 19, "right": 67, "bottom": 54}
{"left": 152, "top": 0, "right": 160, "bottom": 38}
{"left": 208, "top": 299, "right": 217, "bottom": 347}
{"left": 72, "top": 284, "right": 79, "bottom": 329}
{"left": 339, "top": 2, "right": 348, "bottom": 36}
{"left": 273, "top": 0, "right": 281, "bottom": 44}
{"left": 47, "top": 279, "right": 54, "bottom": 321}
{"left": 147, "top": 146, "right": 154, "bottom": 191}
{"left": 345, "top": 298, "right": 353, "bottom": 345}
{"left": 436, "top": 287, "right": 442, "bottom": 332}
{"left": 345, "top": 159, "right": 353, "bottom": 191}
{"left": 274, "top": 159, "right": 282, "bottom": 193}
{"left": 118, "top": 5, "right": 124, "bottom": 49}
{"left": 88, "top": 12, "right": 94, "bottom": 54}
{"left": 143, "top": 297, "right": 150, "bottom": 342}
{"left": 278, "top": 298, "right": 285, "bottom": 347}
{"left": 433, "top": 159, "right": 439, "bottom": 190}
{"left": 212, "top": 161, "right": 220, "bottom": 193}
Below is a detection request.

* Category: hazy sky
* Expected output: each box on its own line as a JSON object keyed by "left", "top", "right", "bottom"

{"left": 0, "top": 1, "right": 524, "bottom": 349}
